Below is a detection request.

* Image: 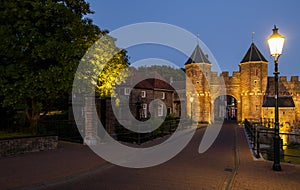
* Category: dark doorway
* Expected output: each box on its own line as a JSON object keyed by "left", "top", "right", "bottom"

{"left": 214, "top": 95, "right": 238, "bottom": 121}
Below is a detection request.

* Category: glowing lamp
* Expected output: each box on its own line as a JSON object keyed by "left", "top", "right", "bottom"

{"left": 267, "top": 25, "right": 285, "bottom": 60}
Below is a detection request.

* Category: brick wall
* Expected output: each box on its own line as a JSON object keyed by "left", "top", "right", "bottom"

{"left": 0, "top": 135, "right": 58, "bottom": 157}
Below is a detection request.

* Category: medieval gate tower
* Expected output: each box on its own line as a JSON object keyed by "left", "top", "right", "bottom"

{"left": 186, "top": 41, "right": 299, "bottom": 126}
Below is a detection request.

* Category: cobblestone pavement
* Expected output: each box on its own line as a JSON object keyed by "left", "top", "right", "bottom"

{"left": 0, "top": 141, "right": 107, "bottom": 190}
{"left": 1, "top": 122, "right": 300, "bottom": 190}
{"left": 232, "top": 126, "right": 300, "bottom": 190}
{"left": 40, "top": 123, "right": 236, "bottom": 190}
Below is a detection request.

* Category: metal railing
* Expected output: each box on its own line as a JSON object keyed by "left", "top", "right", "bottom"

{"left": 39, "top": 120, "right": 83, "bottom": 143}
{"left": 244, "top": 119, "right": 300, "bottom": 162}
{"left": 115, "top": 119, "right": 184, "bottom": 145}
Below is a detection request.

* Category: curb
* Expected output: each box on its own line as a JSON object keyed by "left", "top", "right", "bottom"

{"left": 224, "top": 125, "right": 240, "bottom": 190}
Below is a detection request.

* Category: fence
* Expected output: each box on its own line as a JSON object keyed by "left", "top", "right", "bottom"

{"left": 115, "top": 119, "right": 182, "bottom": 145}
{"left": 244, "top": 119, "right": 300, "bottom": 162}
{"left": 39, "top": 120, "right": 83, "bottom": 143}
{"left": 38, "top": 118, "right": 197, "bottom": 145}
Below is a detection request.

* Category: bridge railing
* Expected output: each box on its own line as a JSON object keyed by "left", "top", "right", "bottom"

{"left": 244, "top": 119, "right": 300, "bottom": 162}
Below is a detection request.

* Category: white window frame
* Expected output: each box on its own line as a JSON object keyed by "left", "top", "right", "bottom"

{"left": 158, "top": 103, "right": 164, "bottom": 117}
{"left": 167, "top": 107, "right": 172, "bottom": 115}
{"left": 162, "top": 92, "right": 166, "bottom": 99}
{"left": 141, "top": 91, "right": 146, "bottom": 98}
{"left": 142, "top": 103, "right": 147, "bottom": 118}
{"left": 124, "top": 88, "right": 130, "bottom": 95}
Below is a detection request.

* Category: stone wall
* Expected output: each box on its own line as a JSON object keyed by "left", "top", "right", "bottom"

{"left": 0, "top": 135, "right": 58, "bottom": 157}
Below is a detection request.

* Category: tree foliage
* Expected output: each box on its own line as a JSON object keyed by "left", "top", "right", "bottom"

{"left": 76, "top": 35, "right": 129, "bottom": 97}
{"left": 0, "top": 0, "right": 129, "bottom": 133}
{"left": 137, "top": 65, "right": 186, "bottom": 81}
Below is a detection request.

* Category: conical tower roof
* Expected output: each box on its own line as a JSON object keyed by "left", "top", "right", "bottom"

{"left": 185, "top": 44, "right": 211, "bottom": 65}
{"left": 241, "top": 42, "right": 268, "bottom": 63}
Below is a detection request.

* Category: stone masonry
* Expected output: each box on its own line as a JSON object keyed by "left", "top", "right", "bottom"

{"left": 186, "top": 42, "right": 299, "bottom": 128}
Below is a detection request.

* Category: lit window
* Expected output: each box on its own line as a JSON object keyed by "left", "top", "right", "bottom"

{"left": 158, "top": 103, "right": 164, "bottom": 116}
{"left": 254, "top": 69, "right": 258, "bottom": 76}
{"left": 141, "top": 91, "right": 146, "bottom": 98}
{"left": 162, "top": 92, "right": 166, "bottom": 99}
{"left": 124, "top": 88, "right": 130, "bottom": 95}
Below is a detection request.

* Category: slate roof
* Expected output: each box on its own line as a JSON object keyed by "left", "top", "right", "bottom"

{"left": 241, "top": 42, "right": 268, "bottom": 63}
{"left": 262, "top": 77, "right": 295, "bottom": 107}
{"left": 135, "top": 78, "right": 175, "bottom": 91}
{"left": 124, "top": 68, "right": 175, "bottom": 91}
{"left": 262, "top": 96, "right": 295, "bottom": 107}
{"left": 185, "top": 44, "right": 211, "bottom": 65}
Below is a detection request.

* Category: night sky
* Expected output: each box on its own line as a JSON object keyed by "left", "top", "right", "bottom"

{"left": 87, "top": 0, "right": 300, "bottom": 78}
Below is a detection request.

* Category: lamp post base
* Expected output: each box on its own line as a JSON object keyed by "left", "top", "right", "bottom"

{"left": 273, "top": 136, "right": 282, "bottom": 171}
{"left": 273, "top": 163, "right": 282, "bottom": 171}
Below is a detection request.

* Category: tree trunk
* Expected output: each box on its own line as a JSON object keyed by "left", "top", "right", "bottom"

{"left": 28, "top": 114, "right": 40, "bottom": 135}
{"left": 24, "top": 98, "right": 41, "bottom": 135}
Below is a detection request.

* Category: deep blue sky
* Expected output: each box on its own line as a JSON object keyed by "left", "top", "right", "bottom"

{"left": 86, "top": 0, "right": 300, "bottom": 78}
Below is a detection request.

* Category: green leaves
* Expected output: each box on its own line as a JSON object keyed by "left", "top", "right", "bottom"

{"left": 75, "top": 34, "right": 129, "bottom": 97}
{"left": 0, "top": 0, "right": 104, "bottom": 130}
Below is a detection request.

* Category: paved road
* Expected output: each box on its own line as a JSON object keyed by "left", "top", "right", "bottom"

{"left": 45, "top": 123, "right": 237, "bottom": 190}
{"left": 2, "top": 122, "right": 300, "bottom": 190}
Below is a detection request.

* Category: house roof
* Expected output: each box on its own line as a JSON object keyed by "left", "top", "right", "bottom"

{"left": 241, "top": 42, "right": 268, "bottom": 63}
{"left": 135, "top": 78, "right": 175, "bottom": 91}
{"left": 262, "top": 96, "right": 295, "bottom": 107}
{"left": 123, "top": 68, "right": 175, "bottom": 91}
{"left": 265, "top": 77, "right": 293, "bottom": 96}
{"left": 185, "top": 44, "right": 211, "bottom": 65}
{"left": 262, "top": 77, "right": 295, "bottom": 107}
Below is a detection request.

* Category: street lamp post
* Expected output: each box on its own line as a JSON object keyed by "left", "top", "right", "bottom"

{"left": 267, "top": 25, "right": 285, "bottom": 171}
{"left": 190, "top": 96, "right": 194, "bottom": 124}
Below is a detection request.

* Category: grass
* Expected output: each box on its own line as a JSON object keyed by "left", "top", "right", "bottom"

{"left": 0, "top": 131, "right": 32, "bottom": 138}
{"left": 262, "top": 143, "right": 300, "bottom": 165}
{"left": 283, "top": 147, "right": 300, "bottom": 164}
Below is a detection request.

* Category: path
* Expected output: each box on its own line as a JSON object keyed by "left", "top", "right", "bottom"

{"left": 2, "top": 122, "right": 300, "bottom": 190}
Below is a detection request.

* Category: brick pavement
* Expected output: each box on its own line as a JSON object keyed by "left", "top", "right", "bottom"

{"left": 232, "top": 126, "right": 300, "bottom": 190}
{"left": 40, "top": 123, "right": 236, "bottom": 190}
{"left": 1, "top": 123, "right": 300, "bottom": 190}
{"left": 0, "top": 141, "right": 108, "bottom": 190}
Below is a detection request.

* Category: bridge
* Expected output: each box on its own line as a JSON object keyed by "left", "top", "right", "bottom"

{"left": 1, "top": 122, "right": 300, "bottom": 190}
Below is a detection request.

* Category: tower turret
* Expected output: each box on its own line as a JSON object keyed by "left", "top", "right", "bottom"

{"left": 185, "top": 44, "right": 212, "bottom": 122}
{"left": 239, "top": 42, "right": 268, "bottom": 121}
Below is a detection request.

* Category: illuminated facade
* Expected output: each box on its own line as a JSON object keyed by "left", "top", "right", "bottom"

{"left": 186, "top": 42, "right": 299, "bottom": 129}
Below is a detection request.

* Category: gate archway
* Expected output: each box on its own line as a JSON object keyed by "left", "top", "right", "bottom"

{"left": 214, "top": 95, "right": 238, "bottom": 121}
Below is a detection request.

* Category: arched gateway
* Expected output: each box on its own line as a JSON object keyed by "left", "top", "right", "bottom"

{"left": 186, "top": 42, "right": 270, "bottom": 123}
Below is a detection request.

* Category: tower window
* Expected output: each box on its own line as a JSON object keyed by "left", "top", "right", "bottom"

{"left": 254, "top": 69, "right": 258, "bottom": 76}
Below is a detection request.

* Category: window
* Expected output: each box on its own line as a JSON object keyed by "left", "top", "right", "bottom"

{"left": 254, "top": 69, "right": 258, "bottom": 76}
{"left": 158, "top": 103, "right": 164, "bottom": 116}
{"left": 142, "top": 104, "right": 147, "bottom": 118}
{"left": 141, "top": 91, "right": 146, "bottom": 98}
{"left": 167, "top": 107, "right": 172, "bottom": 115}
{"left": 124, "top": 88, "right": 130, "bottom": 95}
{"left": 162, "top": 92, "right": 166, "bottom": 99}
